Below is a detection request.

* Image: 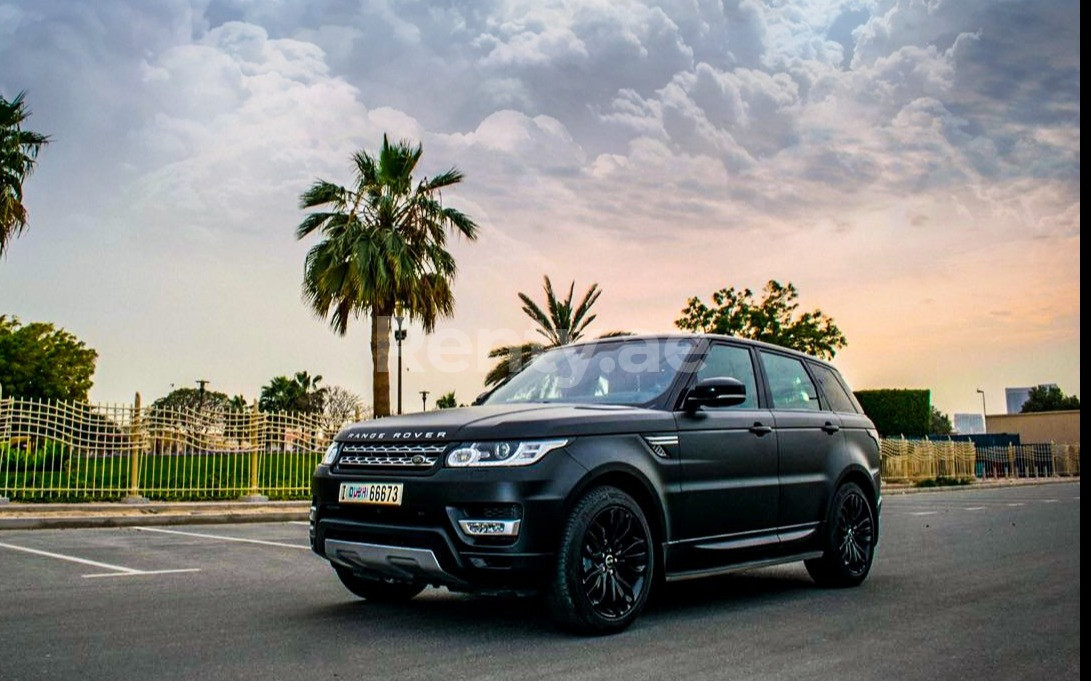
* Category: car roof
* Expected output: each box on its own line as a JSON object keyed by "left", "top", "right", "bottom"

{"left": 565, "top": 333, "right": 838, "bottom": 370}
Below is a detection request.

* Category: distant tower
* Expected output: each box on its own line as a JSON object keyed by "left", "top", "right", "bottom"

{"left": 953, "top": 413, "right": 985, "bottom": 434}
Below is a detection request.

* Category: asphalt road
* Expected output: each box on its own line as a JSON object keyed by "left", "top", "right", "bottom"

{"left": 0, "top": 483, "right": 1080, "bottom": 681}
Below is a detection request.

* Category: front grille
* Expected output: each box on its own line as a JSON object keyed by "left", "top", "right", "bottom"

{"left": 335, "top": 442, "right": 446, "bottom": 470}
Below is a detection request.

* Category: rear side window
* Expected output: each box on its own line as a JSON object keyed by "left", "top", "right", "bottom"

{"left": 759, "top": 352, "right": 821, "bottom": 411}
{"left": 696, "top": 344, "right": 758, "bottom": 408}
{"left": 809, "top": 363, "right": 859, "bottom": 413}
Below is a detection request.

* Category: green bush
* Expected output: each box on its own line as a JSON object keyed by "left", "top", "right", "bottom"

{"left": 853, "top": 389, "right": 931, "bottom": 437}
{"left": 915, "top": 476, "right": 974, "bottom": 488}
{"left": 1, "top": 439, "right": 71, "bottom": 472}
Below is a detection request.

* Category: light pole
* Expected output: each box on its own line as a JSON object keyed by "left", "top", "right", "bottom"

{"left": 420, "top": 390, "right": 430, "bottom": 412}
{"left": 196, "top": 379, "right": 210, "bottom": 408}
{"left": 976, "top": 388, "right": 987, "bottom": 433}
{"left": 394, "top": 304, "right": 407, "bottom": 415}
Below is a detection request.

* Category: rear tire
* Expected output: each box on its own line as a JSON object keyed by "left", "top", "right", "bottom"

{"left": 333, "top": 565, "right": 425, "bottom": 602}
{"left": 806, "top": 482, "right": 876, "bottom": 588}
{"left": 546, "top": 486, "right": 654, "bottom": 635}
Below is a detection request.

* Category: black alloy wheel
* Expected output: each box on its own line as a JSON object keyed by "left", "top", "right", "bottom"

{"left": 580, "top": 505, "right": 650, "bottom": 620}
{"left": 836, "top": 487, "right": 874, "bottom": 577}
{"left": 547, "top": 486, "right": 655, "bottom": 634}
{"left": 806, "top": 481, "right": 877, "bottom": 588}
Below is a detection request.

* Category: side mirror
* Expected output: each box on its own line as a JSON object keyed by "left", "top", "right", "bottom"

{"left": 684, "top": 377, "right": 747, "bottom": 412}
{"left": 471, "top": 390, "right": 492, "bottom": 406}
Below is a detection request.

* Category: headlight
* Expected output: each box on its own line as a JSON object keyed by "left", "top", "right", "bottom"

{"left": 320, "top": 442, "right": 339, "bottom": 466}
{"left": 446, "top": 439, "right": 568, "bottom": 467}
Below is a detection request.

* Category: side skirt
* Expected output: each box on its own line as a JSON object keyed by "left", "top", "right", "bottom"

{"left": 664, "top": 551, "right": 823, "bottom": 583}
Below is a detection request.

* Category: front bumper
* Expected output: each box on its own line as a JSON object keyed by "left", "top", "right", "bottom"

{"left": 311, "top": 449, "right": 586, "bottom": 591}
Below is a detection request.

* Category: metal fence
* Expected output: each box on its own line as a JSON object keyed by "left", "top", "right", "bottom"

{"left": 881, "top": 436, "right": 1081, "bottom": 483}
{"left": 880, "top": 438, "right": 977, "bottom": 481}
{"left": 0, "top": 395, "right": 348, "bottom": 502}
{"left": 0, "top": 395, "right": 1082, "bottom": 501}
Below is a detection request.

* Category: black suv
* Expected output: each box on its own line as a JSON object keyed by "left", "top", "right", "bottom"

{"left": 311, "top": 335, "right": 880, "bottom": 634}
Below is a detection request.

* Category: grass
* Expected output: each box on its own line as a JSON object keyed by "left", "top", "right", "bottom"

{"left": 0, "top": 451, "right": 320, "bottom": 502}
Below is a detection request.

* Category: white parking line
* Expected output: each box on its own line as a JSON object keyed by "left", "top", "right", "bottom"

{"left": 1042, "top": 499, "right": 1059, "bottom": 503}
{"left": 0, "top": 541, "right": 200, "bottom": 579}
{"left": 910, "top": 511, "right": 938, "bottom": 516}
{"left": 288, "top": 521, "right": 310, "bottom": 526}
{"left": 965, "top": 507, "right": 986, "bottom": 511}
{"left": 1007, "top": 503, "right": 1025, "bottom": 507}
{"left": 83, "top": 569, "right": 202, "bottom": 579}
{"left": 135, "top": 526, "right": 309, "bottom": 549}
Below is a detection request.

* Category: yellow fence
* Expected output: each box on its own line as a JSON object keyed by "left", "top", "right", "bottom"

{"left": 0, "top": 395, "right": 1082, "bottom": 501}
{"left": 880, "top": 438, "right": 977, "bottom": 482}
{"left": 0, "top": 395, "right": 349, "bottom": 502}
{"left": 881, "top": 437, "right": 1081, "bottom": 483}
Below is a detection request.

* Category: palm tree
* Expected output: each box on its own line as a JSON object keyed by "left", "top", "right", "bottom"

{"left": 296, "top": 134, "right": 478, "bottom": 417}
{"left": 1, "top": 91, "right": 50, "bottom": 257}
{"left": 259, "top": 371, "right": 327, "bottom": 413}
{"left": 486, "top": 276, "right": 612, "bottom": 386}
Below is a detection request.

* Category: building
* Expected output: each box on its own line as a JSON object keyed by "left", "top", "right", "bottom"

{"left": 953, "top": 413, "right": 986, "bottom": 434}
{"left": 1005, "top": 384, "right": 1059, "bottom": 414}
{"left": 986, "top": 410, "right": 1080, "bottom": 444}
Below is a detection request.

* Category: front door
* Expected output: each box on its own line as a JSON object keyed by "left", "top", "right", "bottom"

{"left": 674, "top": 343, "right": 779, "bottom": 572}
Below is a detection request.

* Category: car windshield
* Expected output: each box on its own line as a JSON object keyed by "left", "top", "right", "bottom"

{"left": 485, "top": 338, "right": 697, "bottom": 406}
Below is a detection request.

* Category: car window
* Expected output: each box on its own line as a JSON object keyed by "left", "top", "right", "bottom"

{"left": 759, "top": 352, "right": 821, "bottom": 411}
{"left": 809, "top": 363, "right": 858, "bottom": 413}
{"left": 695, "top": 344, "right": 758, "bottom": 409}
{"left": 486, "top": 338, "right": 696, "bottom": 406}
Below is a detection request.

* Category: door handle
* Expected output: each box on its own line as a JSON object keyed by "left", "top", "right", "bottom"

{"left": 822, "top": 422, "right": 840, "bottom": 434}
{"left": 749, "top": 423, "right": 773, "bottom": 436}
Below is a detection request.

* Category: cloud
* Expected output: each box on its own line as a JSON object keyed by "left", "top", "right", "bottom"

{"left": 0, "top": 0, "right": 1080, "bottom": 414}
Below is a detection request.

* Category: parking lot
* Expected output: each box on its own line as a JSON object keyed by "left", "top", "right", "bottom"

{"left": 0, "top": 483, "right": 1080, "bottom": 681}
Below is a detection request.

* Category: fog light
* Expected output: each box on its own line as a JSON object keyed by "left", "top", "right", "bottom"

{"left": 458, "top": 519, "right": 521, "bottom": 537}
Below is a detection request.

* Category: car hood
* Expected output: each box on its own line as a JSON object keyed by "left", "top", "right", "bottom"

{"left": 336, "top": 403, "right": 675, "bottom": 442}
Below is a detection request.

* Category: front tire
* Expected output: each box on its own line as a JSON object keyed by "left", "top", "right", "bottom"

{"left": 546, "top": 486, "right": 654, "bottom": 635}
{"left": 333, "top": 565, "right": 425, "bottom": 602}
{"left": 806, "top": 482, "right": 876, "bottom": 588}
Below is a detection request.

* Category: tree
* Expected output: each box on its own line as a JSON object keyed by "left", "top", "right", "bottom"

{"left": 0, "top": 316, "right": 97, "bottom": 400}
{"left": 1, "top": 91, "right": 50, "bottom": 257}
{"left": 148, "top": 386, "right": 236, "bottom": 448}
{"left": 151, "top": 387, "right": 232, "bottom": 413}
{"left": 323, "top": 385, "right": 365, "bottom": 430}
{"left": 930, "top": 406, "right": 953, "bottom": 435}
{"left": 675, "top": 280, "right": 847, "bottom": 359}
{"left": 486, "top": 276, "right": 615, "bottom": 386}
{"left": 259, "top": 371, "right": 327, "bottom": 414}
{"left": 1021, "top": 385, "right": 1080, "bottom": 413}
{"left": 435, "top": 391, "right": 458, "bottom": 409}
{"left": 296, "top": 134, "right": 478, "bottom": 417}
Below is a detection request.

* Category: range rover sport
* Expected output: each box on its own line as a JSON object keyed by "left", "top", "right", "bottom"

{"left": 310, "top": 334, "right": 881, "bottom": 634}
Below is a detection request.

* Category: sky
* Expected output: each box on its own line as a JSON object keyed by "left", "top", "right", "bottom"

{"left": 0, "top": 0, "right": 1080, "bottom": 418}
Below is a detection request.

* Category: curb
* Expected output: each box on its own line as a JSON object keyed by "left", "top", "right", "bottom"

{"left": 0, "top": 500, "right": 310, "bottom": 531}
{"left": 881, "top": 477, "right": 1079, "bottom": 496}
{"left": 0, "top": 511, "right": 309, "bottom": 531}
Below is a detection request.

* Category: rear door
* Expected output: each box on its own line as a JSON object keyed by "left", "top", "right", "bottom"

{"left": 674, "top": 342, "right": 779, "bottom": 570}
{"left": 758, "top": 351, "right": 844, "bottom": 539}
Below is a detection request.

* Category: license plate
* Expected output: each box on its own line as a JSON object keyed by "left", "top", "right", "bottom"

{"left": 338, "top": 482, "right": 404, "bottom": 506}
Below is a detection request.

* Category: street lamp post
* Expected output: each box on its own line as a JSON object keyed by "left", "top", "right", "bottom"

{"left": 394, "top": 305, "right": 407, "bottom": 416}
{"left": 976, "top": 388, "right": 987, "bottom": 433}
{"left": 420, "top": 390, "right": 430, "bottom": 412}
